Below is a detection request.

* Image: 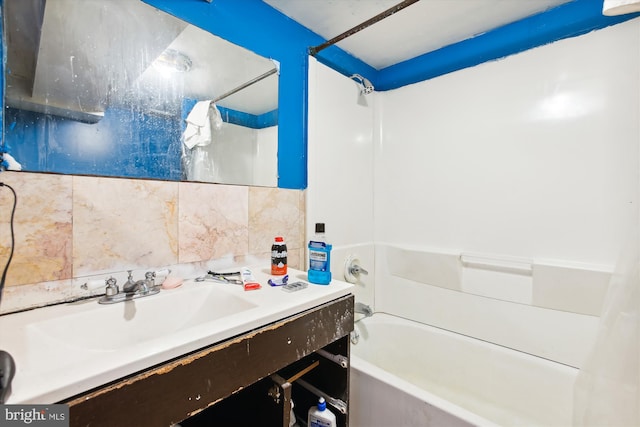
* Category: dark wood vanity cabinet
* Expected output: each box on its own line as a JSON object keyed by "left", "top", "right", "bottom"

{"left": 63, "top": 294, "right": 354, "bottom": 427}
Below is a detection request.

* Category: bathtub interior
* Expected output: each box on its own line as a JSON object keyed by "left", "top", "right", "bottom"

{"left": 373, "top": 244, "right": 605, "bottom": 369}
{"left": 349, "top": 357, "right": 492, "bottom": 427}
{"left": 334, "top": 243, "right": 609, "bottom": 425}
{"left": 350, "top": 313, "right": 579, "bottom": 427}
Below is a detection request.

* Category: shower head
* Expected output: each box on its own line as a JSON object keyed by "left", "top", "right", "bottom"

{"left": 349, "top": 74, "right": 374, "bottom": 95}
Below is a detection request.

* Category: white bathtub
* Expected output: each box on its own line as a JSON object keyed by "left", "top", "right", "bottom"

{"left": 349, "top": 313, "right": 578, "bottom": 427}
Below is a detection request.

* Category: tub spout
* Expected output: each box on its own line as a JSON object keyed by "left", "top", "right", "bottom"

{"left": 355, "top": 302, "right": 373, "bottom": 317}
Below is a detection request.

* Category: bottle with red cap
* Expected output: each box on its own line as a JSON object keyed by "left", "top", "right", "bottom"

{"left": 271, "top": 236, "right": 288, "bottom": 276}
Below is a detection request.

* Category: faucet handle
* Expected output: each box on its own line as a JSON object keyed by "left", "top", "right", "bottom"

{"left": 344, "top": 255, "right": 369, "bottom": 284}
{"left": 105, "top": 277, "right": 119, "bottom": 297}
{"left": 350, "top": 264, "right": 369, "bottom": 276}
{"left": 145, "top": 271, "right": 156, "bottom": 289}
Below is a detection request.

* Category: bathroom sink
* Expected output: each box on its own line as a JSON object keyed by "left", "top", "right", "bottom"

{"left": 0, "top": 267, "right": 355, "bottom": 404}
{"left": 26, "top": 285, "right": 257, "bottom": 352}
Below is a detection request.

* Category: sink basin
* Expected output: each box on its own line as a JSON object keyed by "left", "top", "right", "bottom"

{"left": 0, "top": 266, "right": 354, "bottom": 404}
{"left": 26, "top": 285, "right": 257, "bottom": 352}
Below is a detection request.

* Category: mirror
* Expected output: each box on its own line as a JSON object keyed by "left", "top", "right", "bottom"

{"left": 3, "top": 0, "right": 279, "bottom": 187}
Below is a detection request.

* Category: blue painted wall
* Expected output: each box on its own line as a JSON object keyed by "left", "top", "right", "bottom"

{"left": 143, "top": 0, "right": 317, "bottom": 189}
{"left": 1, "top": 0, "right": 638, "bottom": 188}
{"left": 144, "top": 0, "right": 639, "bottom": 188}
{"left": 5, "top": 106, "right": 184, "bottom": 180}
{"left": 3, "top": 99, "right": 276, "bottom": 182}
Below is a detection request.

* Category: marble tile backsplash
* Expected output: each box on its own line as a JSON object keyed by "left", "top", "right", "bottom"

{"left": 0, "top": 172, "right": 306, "bottom": 314}
{"left": 73, "top": 176, "right": 180, "bottom": 276}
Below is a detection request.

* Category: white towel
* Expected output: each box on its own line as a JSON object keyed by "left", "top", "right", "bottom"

{"left": 182, "top": 101, "right": 222, "bottom": 149}
{"left": 1, "top": 152, "right": 22, "bottom": 171}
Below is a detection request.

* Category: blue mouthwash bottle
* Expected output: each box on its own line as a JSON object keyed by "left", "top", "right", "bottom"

{"left": 308, "top": 223, "right": 332, "bottom": 285}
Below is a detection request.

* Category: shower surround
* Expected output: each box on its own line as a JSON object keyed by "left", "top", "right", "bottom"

{"left": 306, "top": 16, "right": 640, "bottom": 427}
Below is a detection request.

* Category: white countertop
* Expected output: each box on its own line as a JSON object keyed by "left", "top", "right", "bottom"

{"left": 0, "top": 267, "right": 353, "bottom": 404}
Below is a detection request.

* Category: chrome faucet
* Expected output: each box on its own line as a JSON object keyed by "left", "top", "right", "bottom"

{"left": 354, "top": 302, "right": 373, "bottom": 317}
{"left": 122, "top": 270, "right": 148, "bottom": 294}
{"left": 98, "top": 270, "right": 160, "bottom": 304}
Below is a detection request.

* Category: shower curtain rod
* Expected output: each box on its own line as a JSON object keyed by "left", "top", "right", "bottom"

{"left": 308, "top": 0, "right": 421, "bottom": 56}
{"left": 211, "top": 67, "right": 278, "bottom": 104}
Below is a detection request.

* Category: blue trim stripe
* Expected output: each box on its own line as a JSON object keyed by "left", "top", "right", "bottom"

{"left": 217, "top": 106, "right": 277, "bottom": 129}
{"left": 182, "top": 98, "right": 277, "bottom": 129}
{"left": 313, "top": 44, "right": 378, "bottom": 82}
{"left": 256, "top": 109, "right": 278, "bottom": 129}
{"left": 376, "top": 0, "right": 640, "bottom": 90}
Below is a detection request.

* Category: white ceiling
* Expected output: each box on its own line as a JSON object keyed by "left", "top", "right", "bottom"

{"left": 264, "top": 0, "right": 573, "bottom": 70}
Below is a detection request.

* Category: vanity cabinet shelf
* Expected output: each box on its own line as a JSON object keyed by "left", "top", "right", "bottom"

{"left": 62, "top": 294, "right": 354, "bottom": 427}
